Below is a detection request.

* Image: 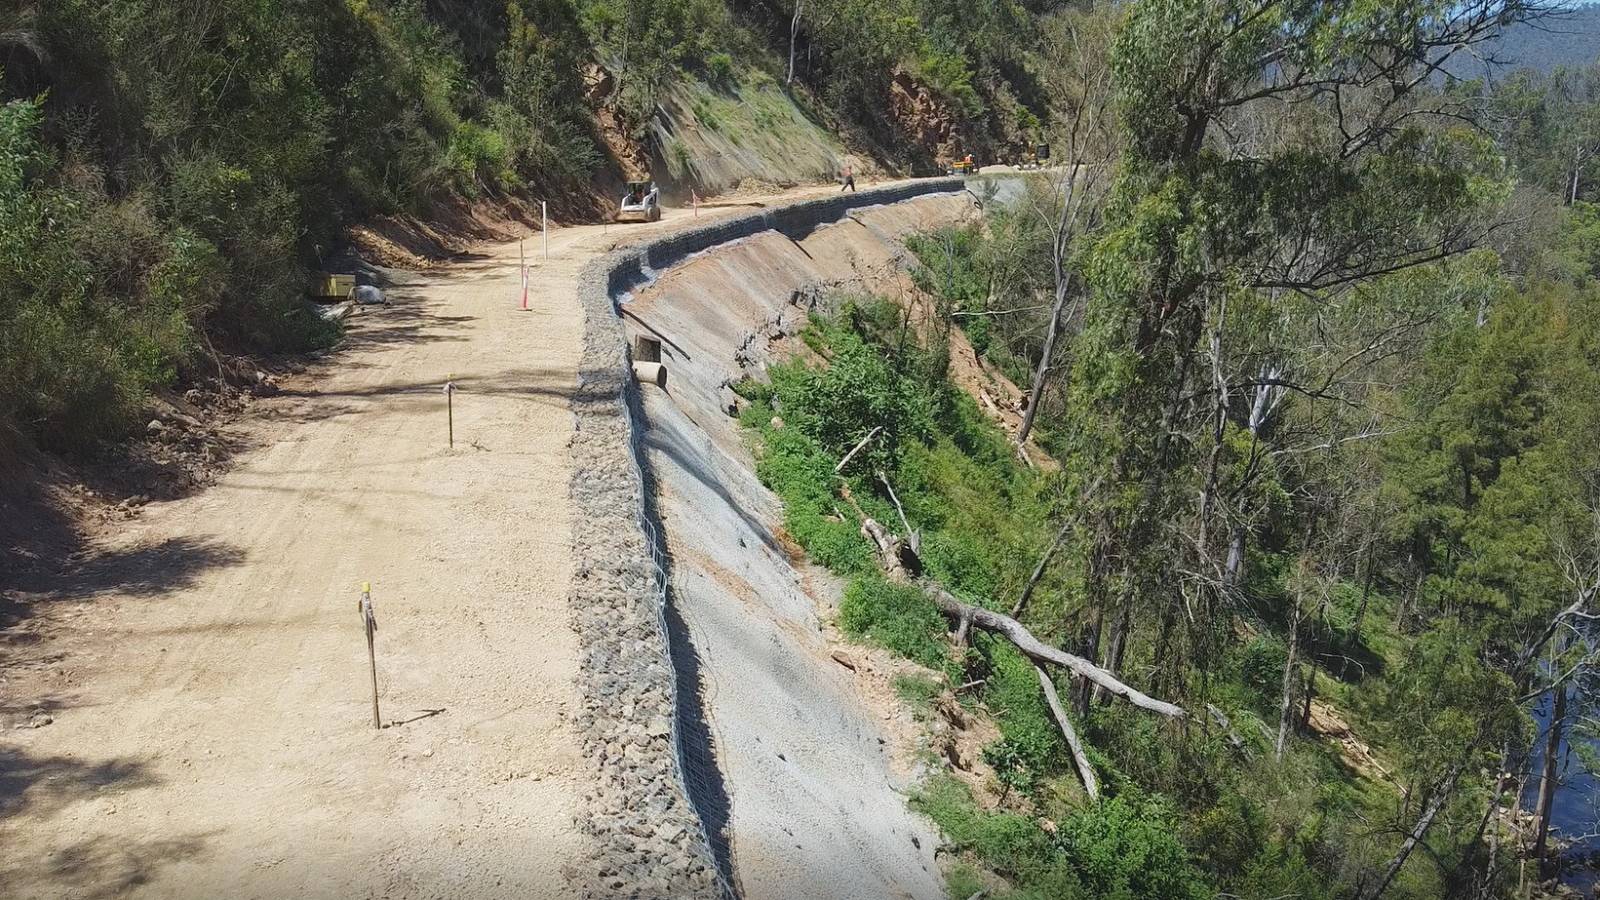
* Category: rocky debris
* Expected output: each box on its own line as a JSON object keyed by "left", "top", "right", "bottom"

{"left": 570, "top": 251, "right": 726, "bottom": 900}
{"left": 583, "top": 62, "right": 616, "bottom": 106}
{"left": 14, "top": 712, "right": 53, "bottom": 729}
{"left": 888, "top": 71, "right": 958, "bottom": 161}
{"left": 719, "top": 386, "right": 746, "bottom": 418}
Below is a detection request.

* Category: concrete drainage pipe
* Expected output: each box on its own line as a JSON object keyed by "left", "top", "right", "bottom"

{"left": 632, "top": 360, "right": 667, "bottom": 388}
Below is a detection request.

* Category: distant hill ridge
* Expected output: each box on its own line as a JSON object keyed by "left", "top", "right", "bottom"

{"left": 1448, "top": 4, "right": 1600, "bottom": 78}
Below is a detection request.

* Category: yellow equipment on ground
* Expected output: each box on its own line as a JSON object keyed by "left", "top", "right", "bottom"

{"left": 946, "top": 154, "right": 977, "bottom": 176}
{"left": 311, "top": 273, "right": 356, "bottom": 301}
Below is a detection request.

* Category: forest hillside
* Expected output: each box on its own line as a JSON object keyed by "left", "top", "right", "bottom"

{"left": 0, "top": 0, "right": 1047, "bottom": 450}
{"left": 10, "top": 2, "right": 1600, "bottom": 899}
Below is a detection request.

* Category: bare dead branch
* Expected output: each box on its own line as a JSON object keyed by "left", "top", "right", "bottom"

{"left": 1037, "top": 664, "right": 1100, "bottom": 799}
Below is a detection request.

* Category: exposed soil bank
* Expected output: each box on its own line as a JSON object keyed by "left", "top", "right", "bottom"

{"left": 606, "top": 188, "right": 977, "bottom": 899}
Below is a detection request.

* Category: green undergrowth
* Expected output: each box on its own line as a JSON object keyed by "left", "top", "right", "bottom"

{"left": 735, "top": 293, "right": 1433, "bottom": 899}
{"left": 737, "top": 295, "right": 1222, "bottom": 896}
{"left": 911, "top": 775, "right": 1209, "bottom": 900}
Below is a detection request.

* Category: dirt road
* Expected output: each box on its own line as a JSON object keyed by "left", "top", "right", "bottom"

{"left": 0, "top": 200, "right": 779, "bottom": 899}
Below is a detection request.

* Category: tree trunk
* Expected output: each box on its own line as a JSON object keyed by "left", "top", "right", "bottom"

{"left": 787, "top": 1, "right": 803, "bottom": 85}
{"left": 1076, "top": 607, "right": 1104, "bottom": 718}
{"left": 1017, "top": 279, "right": 1069, "bottom": 448}
{"left": 1470, "top": 739, "right": 1522, "bottom": 899}
{"left": 1300, "top": 660, "right": 1315, "bottom": 732}
{"left": 1017, "top": 165, "right": 1088, "bottom": 449}
{"left": 1037, "top": 665, "right": 1099, "bottom": 799}
{"left": 1570, "top": 143, "right": 1582, "bottom": 206}
{"left": 1275, "top": 594, "right": 1304, "bottom": 760}
{"left": 1221, "top": 371, "right": 1283, "bottom": 590}
{"left": 917, "top": 578, "right": 1184, "bottom": 717}
{"left": 1362, "top": 762, "right": 1465, "bottom": 900}
{"left": 1533, "top": 681, "right": 1570, "bottom": 870}
{"left": 847, "top": 502, "right": 1187, "bottom": 718}
{"left": 1224, "top": 526, "right": 1245, "bottom": 586}
{"left": 1011, "top": 517, "right": 1071, "bottom": 618}
{"left": 1354, "top": 543, "right": 1375, "bottom": 635}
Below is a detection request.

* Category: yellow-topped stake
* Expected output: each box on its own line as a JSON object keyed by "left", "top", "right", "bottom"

{"left": 359, "top": 582, "right": 380, "bottom": 729}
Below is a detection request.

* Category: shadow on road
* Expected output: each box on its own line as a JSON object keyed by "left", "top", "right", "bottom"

{"left": 0, "top": 746, "right": 160, "bottom": 822}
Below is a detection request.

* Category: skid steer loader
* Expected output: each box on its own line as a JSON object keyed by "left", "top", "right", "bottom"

{"left": 615, "top": 180, "right": 661, "bottom": 223}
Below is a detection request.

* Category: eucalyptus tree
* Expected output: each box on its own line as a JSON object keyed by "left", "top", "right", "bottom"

{"left": 1012, "top": 5, "right": 1120, "bottom": 451}
{"left": 1061, "top": 0, "right": 1554, "bottom": 750}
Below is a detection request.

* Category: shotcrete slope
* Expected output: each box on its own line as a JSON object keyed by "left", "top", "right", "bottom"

{"left": 619, "top": 192, "right": 979, "bottom": 899}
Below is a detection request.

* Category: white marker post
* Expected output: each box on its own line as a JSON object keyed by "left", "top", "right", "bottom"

{"left": 519, "top": 240, "right": 528, "bottom": 310}
{"left": 542, "top": 201, "right": 549, "bottom": 260}
{"left": 359, "top": 582, "right": 380, "bottom": 730}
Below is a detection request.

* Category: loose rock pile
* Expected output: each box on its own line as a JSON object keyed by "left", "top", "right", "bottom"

{"left": 569, "top": 249, "right": 725, "bottom": 900}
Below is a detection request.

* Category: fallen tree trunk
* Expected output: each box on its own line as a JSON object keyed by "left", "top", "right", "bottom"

{"left": 1037, "top": 664, "right": 1099, "bottom": 798}
{"left": 835, "top": 425, "right": 883, "bottom": 475}
{"left": 1361, "top": 762, "right": 1464, "bottom": 900}
{"left": 846, "top": 500, "right": 1187, "bottom": 720}
{"left": 922, "top": 580, "right": 1186, "bottom": 718}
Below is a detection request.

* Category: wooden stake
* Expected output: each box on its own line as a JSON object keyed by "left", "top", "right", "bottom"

{"left": 443, "top": 378, "right": 455, "bottom": 448}
{"left": 360, "top": 582, "right": 380, "bottom": 730}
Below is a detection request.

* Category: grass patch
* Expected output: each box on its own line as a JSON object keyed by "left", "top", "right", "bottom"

{"left": 894, "top": 673, "right": 946, "bottom": 721}
{"left": 911, "top": 775, "right": 1210, "bottom": 900}
{"left": 840, "top": 576, "right": 956, "bottom": 676}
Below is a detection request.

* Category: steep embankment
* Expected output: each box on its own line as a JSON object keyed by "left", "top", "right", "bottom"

{"left": 593, "top": 185, "right": 979, "bottom": 898}
{"left": 651, "top": 77, "right": 856, "bottom": 194}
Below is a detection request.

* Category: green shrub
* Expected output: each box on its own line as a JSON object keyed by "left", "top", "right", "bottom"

{"left": 914, "top": 777, "right": 1213, "bottom": 900}
{"left": 911, "top": 45, "right": 984, "bottom": 119}
{"left": 1234, "top": 843, "right": 1332, "bottom": 900}
{"left": 942, "top": 863, "right": 988, "bottom": 900}
{"left": 921, "top": 529, "right": 1001, "bottom": 601}
{"left": 446, "top": 121, "right": 511, "bottom": 195}
{"left": 0, "top": 99, "right": 190, "bottom": 444}
{"left": 893, "top": 674, "right": 945, "bottom": 721}
{"left": 1054, "top": 796, "right": 1210, "bottom": 900}
{"left": 1239, "top": 635, "right": 1288, "bottom": 705}
{"left": 772, "top": 348, "right": 931, "bottom": 469}
{"left": 963, "top": 313, "right": 994, "bottom": 359}
{"left": 753, "top": 421, "right": 877, "bottom": 574}
{"left": 838, "top": 576, "right": 952, "bottom": 673}
{"left": 706, "top": 52, "right": 735, "bottom": 86}
{"left": 981, "top": 637, "right": 1065, "bottom": 776}
{"left": 1187, "top": 793, "right": 1266, "bottom": 882}
{"left": 911, "top": 775, "right": 1071, "bottom": 889}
